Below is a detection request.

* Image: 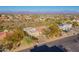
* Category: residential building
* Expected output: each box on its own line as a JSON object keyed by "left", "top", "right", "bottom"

{"left": 23, "top": 26, "right": 46, "bottom": 37}
{"left": 0, "top": 30, "right": 13, "bottom": 40}
{"left": 0, "top": 32, "right": 6, "bottom": 40}
{"left": 73, "top": 19, "right": 79, "bottom": 22}
{"left": 59, "top": 23, "right": 72, "bottom": 32}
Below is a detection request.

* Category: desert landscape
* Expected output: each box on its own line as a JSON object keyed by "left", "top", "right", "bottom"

{"left": 0, "top": 13, "right": 79, "bottom": 51}
{"left": 0, "top": 6, "right": 79, "bottom": 52}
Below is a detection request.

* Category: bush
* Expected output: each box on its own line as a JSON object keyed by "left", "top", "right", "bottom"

{"left": 1, "top": 27, "right": 25, "bottom": 51}
{"left": 44, "top": 23, "right": 62, "bottom": 38}
{"left": 23, "top": 36, "right": 38, "bottom": 44}
{"left": 73, "top": 22, "right": 79, "bottom": 27}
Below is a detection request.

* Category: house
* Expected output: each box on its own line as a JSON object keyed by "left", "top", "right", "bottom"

{"left": 0, "top": 32, "right": 6, "bottom": 40}
{"left": 73, "top": 19, "right": 79, "bottom": 22}
{"left": 39, "top": 18, "right": 46, "bottom": 21}
{"left": 0, "top": 30, "right": 13, "bottom": 40}
{"left": 59, "top": 23, "right": 72, "bottom": 32}
{"left": 23, "top": 26, "right": 46, "bottom": 37}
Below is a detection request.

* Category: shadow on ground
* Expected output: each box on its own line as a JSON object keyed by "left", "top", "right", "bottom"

{"left": 19, "top": 34, "right": 79, "bottom": 52}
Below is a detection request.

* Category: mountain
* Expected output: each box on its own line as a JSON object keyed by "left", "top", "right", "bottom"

{"left": 0, "top": 11, "right": 79, "bottom": 14}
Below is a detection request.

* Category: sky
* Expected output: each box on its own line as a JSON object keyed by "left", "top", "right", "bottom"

{"left": 0, "top": 6, "right": 79, "bottom": 13}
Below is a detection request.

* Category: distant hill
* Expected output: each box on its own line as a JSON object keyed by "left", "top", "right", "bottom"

{"left": 0, "top": 11, "right": 79, "bottom": 14}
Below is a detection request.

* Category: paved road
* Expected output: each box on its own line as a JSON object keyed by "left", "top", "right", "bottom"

{"left": 18, "top": 27, "right": 79, "bottom": 52}
{"left": 46, "top": 34, "right": 79, "bottom": 52}
{"left": 19, "top": 34, "right": 79, "bottom": 52}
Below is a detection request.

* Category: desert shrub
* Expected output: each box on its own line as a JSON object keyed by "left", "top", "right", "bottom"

{"left": 1, "top": 27, "right": 25, "bottom": 51}
{"left": 22, "top": 35, "right": 38, "bottom": 44}
{"left": 73, "top": 22, "right": 79, "bottom": 27}
{"left": 44, "top": 23, "right": 62, "bottom": 38}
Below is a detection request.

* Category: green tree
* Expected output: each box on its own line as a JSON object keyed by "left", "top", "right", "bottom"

{"left": 44, "top": 23, "right": 62, "bottom": 38}
{"left": 2, "top": 27, "right": 25, "bottom": 51}
{"left": 73, "top": 22, "right": 79, "bottom": 27}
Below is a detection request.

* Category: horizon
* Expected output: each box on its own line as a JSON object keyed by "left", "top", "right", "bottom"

{"left": 0, "top": 6, "right": 79, "bottom": 14}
